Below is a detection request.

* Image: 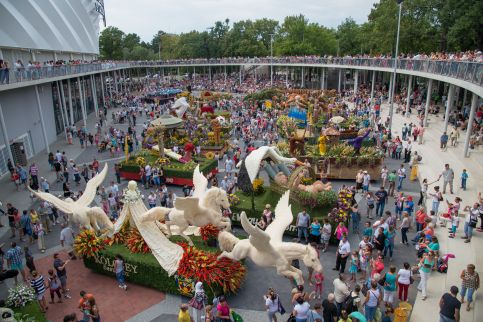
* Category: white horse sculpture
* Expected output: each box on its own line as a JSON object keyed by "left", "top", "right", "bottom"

{"left": 218, "top": 191, "right": 322, "bottom": 285}
{"left": 29, "top": 164, "right": 114, "bottom": 236}
{"left": 143, "top": 165, "right": 231, "bottom": 245}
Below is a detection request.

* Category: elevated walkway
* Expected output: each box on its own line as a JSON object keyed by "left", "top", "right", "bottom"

{"left": 380, "top": 104, "right": 482, "bottom": 322}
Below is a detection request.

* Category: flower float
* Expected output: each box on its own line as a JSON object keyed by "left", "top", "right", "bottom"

{"left": 74, "top": 229, "right": 105, "bottom": 258}
{"left": 126, "top": 228, "right": 151, "bottom": 254}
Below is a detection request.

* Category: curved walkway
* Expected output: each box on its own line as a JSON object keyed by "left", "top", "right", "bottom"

{"left": 380, "top": 104, "right": 482, "bottom": 322}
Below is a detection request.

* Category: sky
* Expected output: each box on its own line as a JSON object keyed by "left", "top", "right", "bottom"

{"left": 102, "top": 0, "right": 378, "bottom": 42}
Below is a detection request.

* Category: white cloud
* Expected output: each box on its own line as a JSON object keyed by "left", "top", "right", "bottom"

{"left": 103, "top": 0, "right": 378, "bottom": 42}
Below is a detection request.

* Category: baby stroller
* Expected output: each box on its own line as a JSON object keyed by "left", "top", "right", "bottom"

{"left": 437, "top": 253, "right": 455, "bottom": 273}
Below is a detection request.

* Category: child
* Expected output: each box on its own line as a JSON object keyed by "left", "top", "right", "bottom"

{"left": 460, "top": 169, "right": 468, "bottom": 191}
{"left": 114, "top": 254, "right": 127, "bottom": 290}
{"left": 313, "top": 270, "right": 324, "bottom": 299}
{"left": 47, "top": 269, "right": 63, "bottom": 304}
{"left": 348, "top": 250, "right": 359, "bottom": 282}
{"left": 363, "top": 221, "right": 373, "bottom": 240}
{"left": 448, "top": 212, "right": 460, "bottom": 238}
{"left": 359, "top": 248, "right": 370, "bottom": 282}
{"left": 321, "top": 219, "right": 332, "bottom": 253}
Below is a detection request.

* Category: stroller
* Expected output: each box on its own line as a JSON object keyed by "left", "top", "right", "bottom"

{"left": 437, "top": 253, "right": 455, "bottom": 273}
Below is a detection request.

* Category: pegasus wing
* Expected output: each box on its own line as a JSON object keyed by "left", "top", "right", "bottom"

{"left": 77, "top": 163, "right": 108, "bottom": 207}
{"left": 244, "top": 146, "right": 269, "bottom": 183}
{"left": 240, "top": 212, "right": 272, "bottom": 252}
{"left": 192, "top": 165, "right": 208, "bottom": 199}
{"left": 174, "top": 197, "right": 201, "bottom": 213}
{"left": 265, "top": 190, "right": 293, "bottom": 244}
{"left": 29, "top": 188, "right": 74, "bottom": 214}
{"left": 266, "top": 147, "right": 297, "bottom": 166}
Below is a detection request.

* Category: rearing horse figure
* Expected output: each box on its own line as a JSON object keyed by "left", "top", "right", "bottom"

{"left": 143, "top": 166, "right": 231, "bottom": 245}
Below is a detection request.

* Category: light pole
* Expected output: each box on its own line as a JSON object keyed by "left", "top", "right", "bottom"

{"left": 270, "top": 33, "right": 274, "bottom": 87}
{"left": 388, "top": 0, "right": 403, "bottom": 133}
{"left": 158, "top": 31, "right": 162, "bottom": 61}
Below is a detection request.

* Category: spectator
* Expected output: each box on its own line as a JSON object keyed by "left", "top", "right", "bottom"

{"left": 30, "top": 270, "right": 48, "bottom": 313}
{"left": 296, "top": 209, "right": 310, "bottom": 244}
{"left": 322, "top": 293, "right": 337, "bottom": 322}
{"left": 5, "top": 242, "right": 25, "bottom": 283}
{"left": 333, "top": 234, "right": 350, "bottom": 273}
{"left": 53, "top": 253, "right": 71, "bottom": 299}
{"left": 459, "top": 264, "right": 480, "bottom": 311}
{"left": 397, "top": 262, "right": 412, "bottom": 302}
{"left": 333, "top": 273, "right": 350, "bottom": 316}
{"left": 439, "top": 286, "right": 461, "bottom": 322}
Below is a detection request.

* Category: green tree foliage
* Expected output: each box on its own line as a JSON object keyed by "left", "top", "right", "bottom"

{"left": 98, "top": 2, "right": 481, "bottom": 60}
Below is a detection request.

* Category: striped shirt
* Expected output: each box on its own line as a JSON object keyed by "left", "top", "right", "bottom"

{"left": 5, "top": 246, "right": 23, "bottom": 265}
{"left": 30, "top": 275, "right": 46, "bottom": 294}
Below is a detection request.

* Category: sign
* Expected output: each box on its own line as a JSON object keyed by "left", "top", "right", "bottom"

{"left": 92, "top": 254, "right": 138, "bottom": 276}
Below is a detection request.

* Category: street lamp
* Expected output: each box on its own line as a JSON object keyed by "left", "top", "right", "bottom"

{"left": 388, "top": 0, "right": 403, "bottom": 133}
{"left": 270, "top": 33, "right": 274, "bottom": 87}
{"left": 158, "top": 31, "right": 163, "bottom": 61}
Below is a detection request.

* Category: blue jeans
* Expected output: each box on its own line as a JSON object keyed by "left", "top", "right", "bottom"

{"left": 397, "top": 177, "right": 404, "bottom": 191}
{"left": 439, "top": 313, "right": 456, "bottom": 322}
{"left": 298, "top": 227, "right": 308, "bottom": 242}
{"left": 376, "top": 202, "right": 385, "bottom": 217}
{"left": 352, "top": 218, "right": 360, "bottom": 232}
{"left": 432, "top": 201, "right": 440, "bottom": 214}
{"left": 395, "top": 206, "right": 403, "bottom": 219}
{"left": 384, "top": 241, "right": 394, "bottom": 258}
{"left": 116, "top": 271, "right": 125, "bottom": 286}
{"left": 461, "top": 285, "right": 475, "bottom": 302}
{"left": 365, "top": 305, "right": 377, "bottom": 320}
{"left": 464, "top": 222, "right": 474, "bottom": 239}
{"left": 461, "top": 178, "right": 467, "bottom": 190}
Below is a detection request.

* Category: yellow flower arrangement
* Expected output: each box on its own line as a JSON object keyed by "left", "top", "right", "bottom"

{"left": 155, "top": 157, "right": 171, "bottom": 167}
{"left": 252, "top": 178, "right": 265, "bottom": 195}
{"left": 136, "top": 157, "right": 146, "bottom": 167}
{"left": 205, "top": 151, "right": 215, "bottom": 160}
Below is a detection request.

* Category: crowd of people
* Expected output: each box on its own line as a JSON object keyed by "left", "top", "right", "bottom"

{"left": 0, "top": 62, "right": 481, "bottom": 322}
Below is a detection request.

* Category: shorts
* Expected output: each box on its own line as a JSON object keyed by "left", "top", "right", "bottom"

{"left": 383, "top": 289, "right": 395, "bottom": 303}
{"left": 321, "top": 235, "right": 330, "bottom": 244}
{"left": 356, "top": 182, "right": 363, "bottom": 190}
{"left": 309, "top": 234, "right": 321, "bottom": 244}
{"left": 8, "top": 221, "right": 16, "bottom": 228}
{"left": 59, "top": 275, "right": 67, "bottom": 287}
{"left": 36, "top": 292, "right": 45, "bottom": 300}
{"left": 10, "top": 262, "right": 24, "bottom": 271}
{"left": 451, "top": 225, "right": 457, "bottom": 234}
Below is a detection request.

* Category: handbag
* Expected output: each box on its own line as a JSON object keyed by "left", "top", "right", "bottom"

{"left": 378, "top": 273, "right": 386, "bottom": 286}
{"left": 278, "top": 299, "right": 286, "bottom": 315}
{"left": 286, "top": 314, "right": 296, "bottom": 322}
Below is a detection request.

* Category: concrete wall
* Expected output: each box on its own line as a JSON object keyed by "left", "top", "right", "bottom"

{"left": 0, "top": 83, "right": 56, "bottom": 155}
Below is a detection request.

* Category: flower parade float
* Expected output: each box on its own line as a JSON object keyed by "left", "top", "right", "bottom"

{"left": 119, "top": 114, "right": 219, "bottom": 185}
{"left": 79, "top": 167, "right": 246, "bottom": 299}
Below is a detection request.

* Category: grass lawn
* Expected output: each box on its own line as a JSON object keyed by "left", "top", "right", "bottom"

{"left": 13, "top": 301, "right": 47, "bottom": 322}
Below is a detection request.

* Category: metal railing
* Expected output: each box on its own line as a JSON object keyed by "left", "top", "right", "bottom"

{"left": 0, "top": 57, "right": 481, "bottom": 87}
{"left": 0, "top": 62, "right": 129, "bottom": 85}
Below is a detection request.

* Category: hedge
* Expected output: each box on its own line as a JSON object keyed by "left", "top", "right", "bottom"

{"left": 83, "top": 237, "right": 230, "bottom": 301}
{"left": 230, "top": 188, "right": 334, "bottom": 237}
{"left": 120, "top": 158, "right": 217, "bottom": 179}
{"left": 13, "top": 301, "right": 47, "bottom": 322}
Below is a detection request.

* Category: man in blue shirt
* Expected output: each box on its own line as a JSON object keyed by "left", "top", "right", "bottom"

{"left": 5, "top": 242, "right": 25, "bottom": 283}
{"left": 375, "top": 186, "right": 388, "bottom": 217}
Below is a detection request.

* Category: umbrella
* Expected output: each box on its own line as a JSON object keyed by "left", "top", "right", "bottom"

{"left": 329, "top": 116, "right": 345, "bottom": 124}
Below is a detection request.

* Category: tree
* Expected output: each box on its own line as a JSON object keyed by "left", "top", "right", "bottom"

{"left": 337, "top": 18, "right": 363, "bottom": 55}
{"left": 99, "top": 26, "right": 125, "bottom": 59}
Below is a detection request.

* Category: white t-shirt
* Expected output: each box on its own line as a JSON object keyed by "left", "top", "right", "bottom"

{"left": 265, "top": 297, "right": 279, "bottom": 313}
{"left": 359, "top": 240, "right": 369, "bottom": 251}
{"left": 338, "top": 240, "right": 351, "bottom": 255}
{"left": 294, "top": 302, "right": 310, "bottom": 319}
{"left": 322, "top": 224, "right": 332, "bottom": 237}
{"left": 397, "top": 269, "right": 412, "bottom": 285}
{"left": 60, "top": 227, "right": 75, "bottom": 246}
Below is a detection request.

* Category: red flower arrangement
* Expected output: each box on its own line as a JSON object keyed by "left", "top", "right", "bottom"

{"left": 104, "top": 223, "right": 130, "bottom": 246}
{"left": 177, "top": 243, "right": 246, "bottom": 294}
{"left": 199, "top": 224, "right": 220, "bottom": 242}
{"left": 74, "top": 229, "right": 105, "bottom": 258}
{"left": 126, "top": 228, "right": 151, "bottom": 254}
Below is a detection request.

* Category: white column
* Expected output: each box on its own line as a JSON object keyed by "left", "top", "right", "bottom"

{"left": 53, "top": 52, "right": 58, "bottom": 62}
{"left": 67, "top": 78, "right": 74, "bottom": 125}
{"left": 463, "top": 93, "right": 478, "bottom": 157}
{"left": 370, "top": 71, "right": 376, "bottom": 101}
{"left": 193, "top": 66, "right": 196, "bottom": 82}
{"left": 108, "top": 72, "right": 113, "bottom": 99}
{"left": 286, "top": 67, "right": 289, "bottom": 88}
{"left": 338, "top": 69, "right": 342, "bottom": 92}
{"left": 90, "top": 75, "right": 99, "bottom": 117}
{"left": 423, "top": 79, "right": 432, "bottom": 127}
{"left": 0, "top": 103, "right": 14, "bottom": 162}
{"left": 353, "top": 70, "right": 359, "bottom": 94}
{"left": 301, "top": 67, "right": 305, "bottom": 88}
{"left": 405, "top": 75, "right": 413, "bottom": 115}
{"left": 77, "top": 77, "right": 87, "bottom": 127}
{"left": 239, "top": 66, "right": 242, "bottom": 85}
{"left": 320, "top": 68, "right": 325, "bottom": 90}
{"left": 224, "top": 65, "right": 227, "bottom": 85}
{"left": 443, "top": 84, "right": 454, "bottom": 133}
{"left": 34, "top": 85, "right": 50, "bottom": 153}
{"left": 462, "top": 89, "right": 468, "bottom": 108}
{"left": 388, "top": 74, "right": 393, "bottom": 103}
{"left": 56, "top": 81, "right": 68, "bottom": 139}
{"left": 100, "top": 73, "right": 106, "bottom": 108}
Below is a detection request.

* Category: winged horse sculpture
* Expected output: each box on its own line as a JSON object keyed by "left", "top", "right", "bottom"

{"left": 29, "top": 164, "right": 114, "bottom": 236}
{"left": 143, "top": 165, "right": 231, "bottom": 245}
{"left": 217, "top": 191, "right": 322, "bottom": 286}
